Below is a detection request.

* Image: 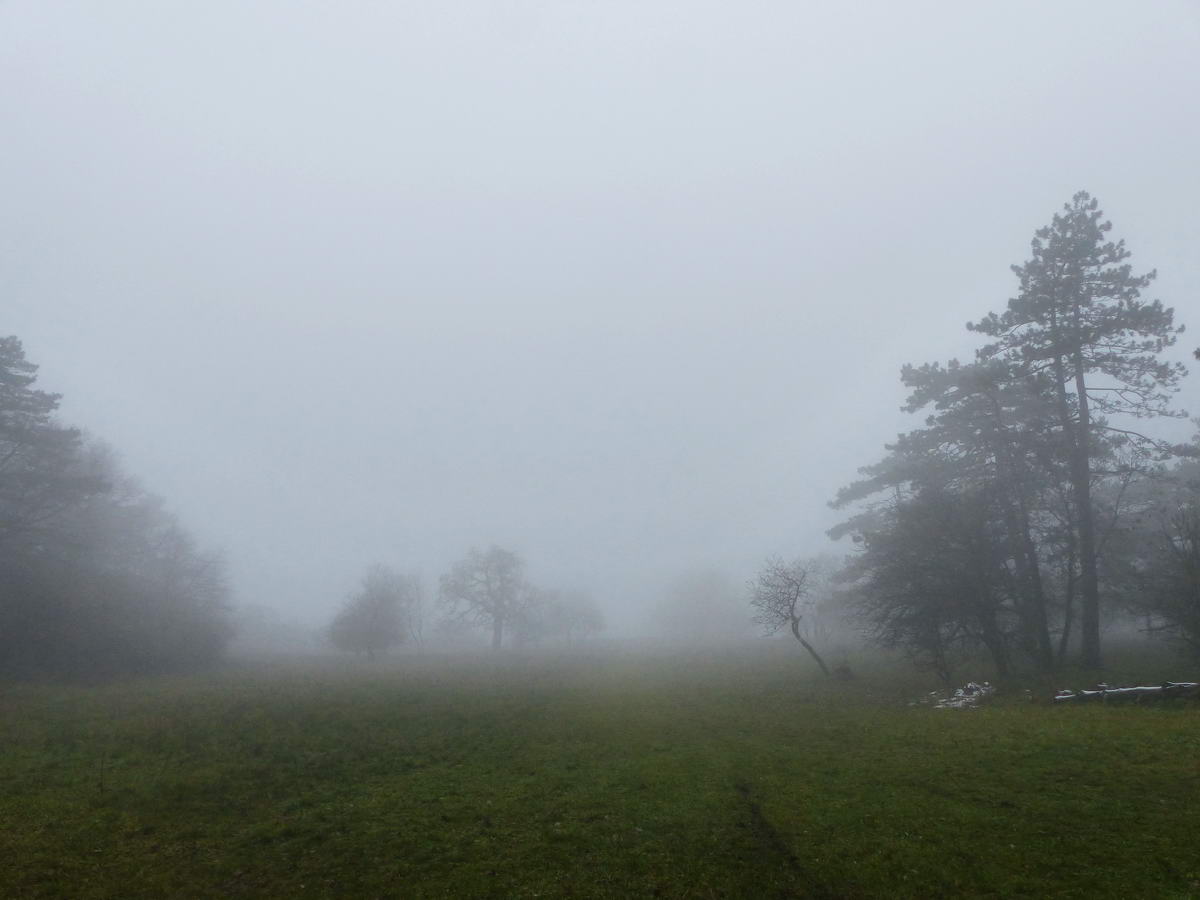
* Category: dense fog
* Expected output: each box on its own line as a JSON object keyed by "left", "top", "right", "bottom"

{"left": 4, "top": 2, "right": 1199, "bottom": 669}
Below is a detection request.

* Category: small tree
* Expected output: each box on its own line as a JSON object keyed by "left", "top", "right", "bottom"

{"left": 749, "top": 556, "right": 831, "bottom": 677}
{"left": 1118, "top": 455, "right": 1200, "bottom": 657}
{"left": 402, "top": 572, "right": 427, "bottom": 650}
{"left": 1146, "top": 505, "right": 1200, "bottom": 656}
{"left": 328, "top": 564, "right": 406, "bottom": 658}
{"left": 511, "top": 585, "right": 555, "bottom": 647}
{"left": 560, "top": 590, "right": 605, "bottom": 645}
{"left": 439, "top": 545, "right": 525, "bottom": 649}
{"left": 655, "top": 568, "right": 750, "bottom": 643}
{"left": 511, "top": 588, "right": 605, "bottom": 647}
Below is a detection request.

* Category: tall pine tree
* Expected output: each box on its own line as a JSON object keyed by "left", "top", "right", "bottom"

{"left": 969, "top": 192, "right": 1185, "bottom": 668}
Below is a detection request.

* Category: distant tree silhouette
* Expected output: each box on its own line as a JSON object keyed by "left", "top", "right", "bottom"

{"left": 439, "top": 545, "right": 525, "bottom": 650}
{"left": 0, "top": 336, "right": 232, "bottom": 679}
{"left": 328, "top": 564, "right": 408, "bottom": 658}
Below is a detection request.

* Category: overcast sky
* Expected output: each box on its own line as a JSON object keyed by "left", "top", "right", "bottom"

{"left": 5, "top": 1, "right": 1199, "bottom": 630}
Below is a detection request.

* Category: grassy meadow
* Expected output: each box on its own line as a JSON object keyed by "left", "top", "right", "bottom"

{"left": 3, "top": 647, "right": 1199, "bottom": 898}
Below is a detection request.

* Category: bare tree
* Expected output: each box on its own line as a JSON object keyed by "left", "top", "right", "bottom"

{"left": 560, "top": 589, "right": 605, "bottom": 645}
{"left": 749, "top": 556, "right": 831, "bottom": 677}
{"left": 439, "top": 545, "right": 525, "bottom": 650}
{"left": 654, "top": 568, "right": 750, "bottom": 643}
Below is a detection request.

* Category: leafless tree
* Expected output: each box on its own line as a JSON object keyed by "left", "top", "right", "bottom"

{"left": 749, "top": 556, "right": 831, "bottom": 676}
{"left": 439, "top": 545, "right": 525, "bottom": 649}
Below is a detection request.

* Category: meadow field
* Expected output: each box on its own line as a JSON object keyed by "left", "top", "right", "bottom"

{"left": 3, "top": 648, "right": 1199, "bottom": 898}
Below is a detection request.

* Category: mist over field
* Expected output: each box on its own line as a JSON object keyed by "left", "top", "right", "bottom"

{"left": 6, "top": 2, "right": 1198, "bottom": 640}
{"left": 4, "top": 4, "right": 1200, "bottom": 896}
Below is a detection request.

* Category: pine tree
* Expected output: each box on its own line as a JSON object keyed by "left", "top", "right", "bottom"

{"left": 831, "top": 358, "right": 1057, "bottom": 675}
{"left": 0, "top": 336, "right": 102, "bottom": 545}
{"left": 969, "top": 192, "right": 1186, "bottom": 668}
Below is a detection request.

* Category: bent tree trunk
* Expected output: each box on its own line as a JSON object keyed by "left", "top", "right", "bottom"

{"left": 790, "top": 617, "right": 831, "bottom": 677}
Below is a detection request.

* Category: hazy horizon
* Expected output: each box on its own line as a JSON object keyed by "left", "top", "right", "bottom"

{"left": 6, "top": 1, "right": 1198, "bottom": 631}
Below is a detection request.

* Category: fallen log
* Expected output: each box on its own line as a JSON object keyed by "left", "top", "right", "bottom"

{"left": 1054, "top": 682, "right": 1200, "bottom": 703}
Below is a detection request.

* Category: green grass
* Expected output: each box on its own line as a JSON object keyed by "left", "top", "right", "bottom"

{"left": 3, "top": 648, "right": 1199, "bottom": 898}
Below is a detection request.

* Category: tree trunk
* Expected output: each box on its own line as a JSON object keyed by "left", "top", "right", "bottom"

{"left": 1021, "top": 534, "right": 1054, "bottom": 671}
{"left": 969, "top": 534, "right": 1013, "bottom": 678}
{"left": 790, "top": 618, "right": 831, "bottom": 677}
{"left": 977, "top": 604, "right": 1010, "bottom": 678}
{"left": 1049, "top": 322, "right": 1102, "bottom": 671}
{"left": 1001, "top": 492, "right": 1054, "bottom": 672}
{"left": 986, "top": 395, "right": 1053, "bottom": 672}
{"left": 491, "top": 616, "right": 504, "bottom": 650}
{"left": 1056, "top": 539, "right": 1077, "bottom": 666}
{"left": 1071, "top": 359, "right": 1102, "bottom": 669}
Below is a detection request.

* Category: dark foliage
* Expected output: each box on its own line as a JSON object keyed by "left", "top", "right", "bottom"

{"left": 833, "top": 193, "right": 1188, "bottom": 675}
{"left": 0, "top": 336, "right": 232, "bottom": 679}
{"left": 328, "top": 564, "right": 413, "bottom": 657}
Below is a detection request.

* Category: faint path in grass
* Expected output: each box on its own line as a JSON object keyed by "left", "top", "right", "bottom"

{"left": 732, "top": 778, "right": 848, "bottom": 899}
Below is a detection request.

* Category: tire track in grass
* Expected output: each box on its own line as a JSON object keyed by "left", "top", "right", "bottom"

{"left": 733, "top": 780, "right": 847, "bottom": 900}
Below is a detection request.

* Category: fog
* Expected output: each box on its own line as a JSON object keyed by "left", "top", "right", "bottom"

{"left": 5, "top": 1, "right": 1199, "bottom": 636}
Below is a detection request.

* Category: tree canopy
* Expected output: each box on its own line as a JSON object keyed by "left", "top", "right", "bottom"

{"left": 0, "top": 336, "right": 231, "bottom": 679}
{"left": 832, "top": 193, "right": 1187, "bottom": 675}
{"left": 328, "top": 564, "right": 413, "bottom": 657}
{"left": 439, "top": 545, "right": 526, "bottom": 650}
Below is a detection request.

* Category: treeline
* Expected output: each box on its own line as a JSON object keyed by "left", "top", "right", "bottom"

{"left": 328, "top": 545, "right": 604, "bottom": 656}
{"left": 824, "top": 192, "right": 1196, "bottom": 680}
{"left": 0, "top": 337, "right": 231, "bottom": 679}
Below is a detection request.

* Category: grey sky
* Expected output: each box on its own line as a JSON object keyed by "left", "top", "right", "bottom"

{"left": 5, "top": 2, "right": 1199, "bottom": 630}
